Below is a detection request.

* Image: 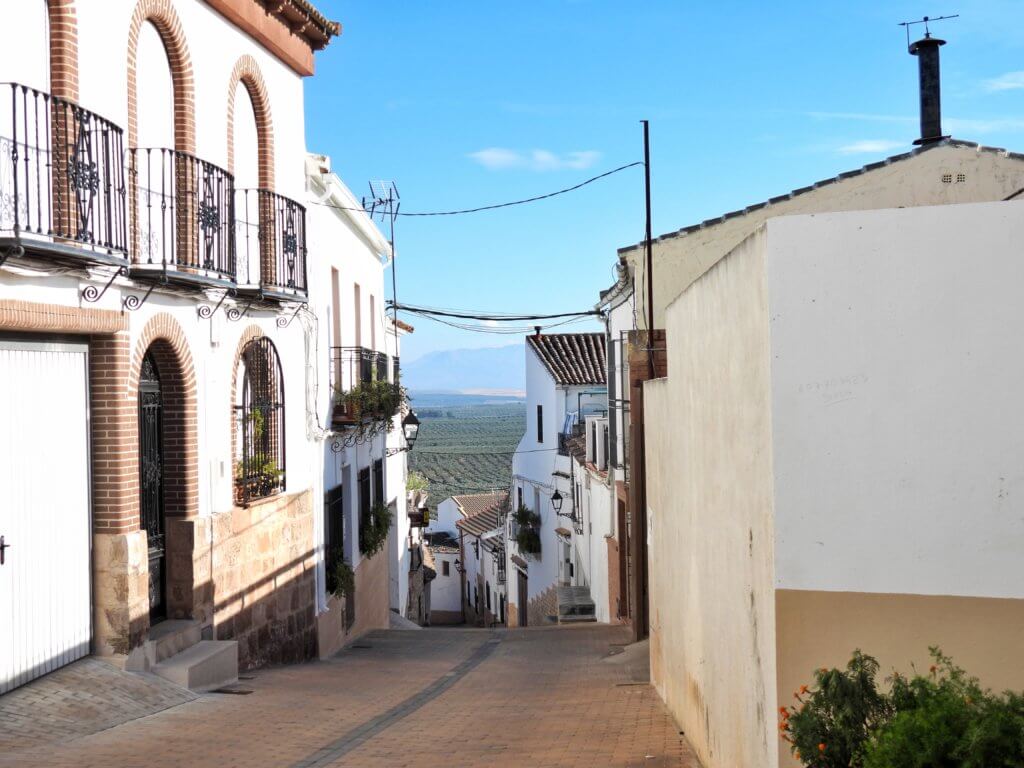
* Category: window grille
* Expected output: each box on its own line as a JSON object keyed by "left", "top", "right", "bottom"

{"left": 234, "top": 337, "right": 285, "bottom": 505}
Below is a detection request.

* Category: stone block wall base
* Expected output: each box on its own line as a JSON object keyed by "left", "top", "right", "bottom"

{"left": 527, "top": 584, "right": 559, "bottom": 627}
{"left": 209, "top": 490, "right": 318, "bottom": 670}
{"left": 93, "top": 530, "right": 150, "bottom": 656}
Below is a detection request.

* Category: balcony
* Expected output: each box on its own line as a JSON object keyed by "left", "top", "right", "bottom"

{"left": 129, "top": 147, "right": 235, "bottom": 285}
{"left": 235, "top": 187, "right": 307, "bottom": 300}
{"left": 0, "top": 82, "right": 128, "bottom": 263}
{"left": 330, "top": 346, "right": 393, "bottom": 426}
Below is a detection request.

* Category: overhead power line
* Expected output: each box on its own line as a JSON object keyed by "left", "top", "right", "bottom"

{"left": 309, "top": 161, "right": 643, "bottom": 218}
{"left": 390, "top": 301, "right": 602, "bottom": 322}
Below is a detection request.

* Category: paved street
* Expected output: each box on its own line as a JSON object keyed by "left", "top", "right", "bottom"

{"left": 0, "top": 625, "right": 699, "bottom": 768}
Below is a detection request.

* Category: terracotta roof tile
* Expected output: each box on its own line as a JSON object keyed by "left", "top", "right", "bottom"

{"left": 527, "top": 333, "right": 606, "bottom": 386}
{"left": 454, "top": 491, "right": 509, "bottom": 538}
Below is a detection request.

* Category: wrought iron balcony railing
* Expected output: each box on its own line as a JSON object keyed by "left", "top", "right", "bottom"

{"left": 235, "top": 187, "right": 307, "bottom": 298}
{"left": 0, "top": 82, "right": 128, "bottom": 260}
{"left": 129, "top": 147, "right": 235, "bottom": 282}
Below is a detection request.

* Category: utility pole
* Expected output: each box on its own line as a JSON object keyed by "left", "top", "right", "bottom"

{"left": 642, "top": 120, "right": 654, "bottom": 379}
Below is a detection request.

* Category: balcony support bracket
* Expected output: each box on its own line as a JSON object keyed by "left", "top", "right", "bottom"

{"left": 227, "top": 297, "right": 255, "bottom": 322}
{"left": 276, "top": 302, "right": 307, "bottom": 329}
{"left": 0, "top": 244, "right": 25, "bottom": 270}
{"left": 198, "top": 289, "right": 234, "bottom": 321}
{"left": 122, "top": 278, "right": 162, "bottom": 313}
{"left": 82, "top": 266, "right": 129, "bottom": 304}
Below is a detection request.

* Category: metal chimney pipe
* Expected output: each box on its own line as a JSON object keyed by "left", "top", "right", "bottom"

{"left": 910, "top": 34, "right": 947, "bottom": 145}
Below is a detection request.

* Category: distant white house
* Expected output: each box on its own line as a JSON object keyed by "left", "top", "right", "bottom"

{"left": 453, "top": 492, "right": 509, "bottom": 627}
{"left": 506, "top": 333, "right": 606, "bottom": 627}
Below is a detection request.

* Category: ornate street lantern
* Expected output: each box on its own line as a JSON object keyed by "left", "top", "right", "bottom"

{"left": 551, "top": 489, "right": 564, "bottom": 514}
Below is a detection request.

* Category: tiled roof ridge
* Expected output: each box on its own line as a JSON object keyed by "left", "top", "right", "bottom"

{"left": 617, "top": 138, "right": 1024, "bottom": 254}
{"left": 527, "top": 332, "right": 606, "bottom": 386}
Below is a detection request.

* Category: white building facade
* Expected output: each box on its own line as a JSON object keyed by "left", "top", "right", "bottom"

{"left": 0, "top": 0, "right": 357, "bottom": 693}
{"left": 505, "top": 333, "right": 605, "bottom": 627}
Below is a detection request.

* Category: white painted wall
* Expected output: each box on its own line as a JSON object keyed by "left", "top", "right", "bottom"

{"left": 763, "top": 203, "right": 1024, "bottom": 599}
{"left": 430, "top": 550, "right": 462, "bottom": 615}
{"left": 645, "top": 227, "right": 778, "bottom": 768}
{"left": 0, "top": 1, "right": 49, "bottom": 92}
{"left": 432, "top": 497, "right": 464, "bottom": 537}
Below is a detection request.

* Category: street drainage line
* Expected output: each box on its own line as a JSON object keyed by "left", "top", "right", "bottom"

{"left": 290, "top": 634, "right": 501, "bottom": 767}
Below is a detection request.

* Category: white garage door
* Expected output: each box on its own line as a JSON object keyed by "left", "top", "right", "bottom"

{"left": 0, "top": 338, "right": 92, "bottom": 694}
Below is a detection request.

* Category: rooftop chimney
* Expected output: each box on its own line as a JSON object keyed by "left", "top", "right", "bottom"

{"left": 909, "top": 30, "right": 947, "bottom": 145}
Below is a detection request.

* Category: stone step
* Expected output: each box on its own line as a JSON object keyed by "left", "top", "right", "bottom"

{"left": 147, "top": 620, "right": 203, "bottom": 665}
{"left": 152, "top": 640, "right": 238, "bottom": 692}
{"left": 556, "top": 585, "right": 596, "bottom": 618}
{"left": 558, "top": 614, "right": 597, "bottom": 624}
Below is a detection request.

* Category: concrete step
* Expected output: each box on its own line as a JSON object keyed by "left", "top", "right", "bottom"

{"left": 558, "top": 614, "right": 597, "bottom": 624}
{"left": 152, "top": 640, "right": 238, "bottom": 692}
{"left": 557, "top": 585, "right": 596, "bottom": 619}
{"left": 147, "top": 620, "right": 203, "bottom": 665}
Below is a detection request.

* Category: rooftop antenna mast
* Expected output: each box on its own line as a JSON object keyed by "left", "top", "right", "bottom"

{"left": 363, "top": 180, "right": 403, "bottom": 394}
{"left": 898, "top": 13, "right": 958, "bottom": 48}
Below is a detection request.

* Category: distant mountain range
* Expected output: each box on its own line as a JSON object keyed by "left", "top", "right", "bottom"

{"left": 402, "top": 343, "right": 524, "bottom": 396}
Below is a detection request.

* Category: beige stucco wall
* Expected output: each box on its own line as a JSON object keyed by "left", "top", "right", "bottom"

{"left": 645, "top": 228, "right": 778, "bottom": 768}
{"left": 624, "top": 143, "right": 1024, "bottom": 328}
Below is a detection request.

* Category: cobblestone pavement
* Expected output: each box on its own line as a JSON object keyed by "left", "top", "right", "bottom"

{"left": 0, "top": 657, "right": 196, "bottom": 753}
{"left": 0, "top": 625, "right": 700, "bottom": 768}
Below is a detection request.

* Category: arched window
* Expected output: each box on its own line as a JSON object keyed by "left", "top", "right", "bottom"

{"left": 233, "top": 337, "right": 285, "bottom": 505}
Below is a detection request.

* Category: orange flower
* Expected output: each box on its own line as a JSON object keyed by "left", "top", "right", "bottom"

{"left": 819, "top": 743, "right": 826, "bottom": 753}
{"left": 794, "top": 750, "right": 801, "bottom": 760}
{"left": 930, "top": 665, "right": 938, "bottom": 674}
{"left": 779, "top": 707, "right": 788, "bottom": 716}
{"left": 799, "top": 684, "right": 810, "bottom": 695}
{"left": 819, "top": 667, "right": 828, "bottom": 673}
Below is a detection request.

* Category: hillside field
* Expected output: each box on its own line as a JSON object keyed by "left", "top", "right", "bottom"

{"left": 407, "top": 395, "right": 525, "bottom": 510}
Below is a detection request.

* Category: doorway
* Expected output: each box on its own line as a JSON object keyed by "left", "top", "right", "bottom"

{"left": 138, "top": 351, "right": 166, "bottom": 623}
{"left": 517, "top": 569, "right": 528, "bottom": 627}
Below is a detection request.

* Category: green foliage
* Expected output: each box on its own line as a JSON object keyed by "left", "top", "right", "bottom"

{"left": 783, "top": 648, "right": 1024, "bottom": 768}
{"left": 406, "top": 470, "right": 429, "bottom": 493}
{"left": 864, "top": 649, "right": 1024, "bottom": 768}
{"left": 782, "top": 650, "right": 892, "bottom": 767}
{"left": 513, "top": 504, "right": 541, "bottom": 555}
{"left": 359, "top": 503, "right": 392, "bottom": 557}
{"left": 340, "top": 381, "right": 404, "bottom": 428}
{"left": 324, "top": 546, "right": 354, "bottom": 599}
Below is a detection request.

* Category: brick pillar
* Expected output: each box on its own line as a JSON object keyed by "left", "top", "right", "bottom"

{"left": 90, "top": 331, "right": 149, "bottom": 655}
{"left": 626, "top": 329, "right": 666, "bottom": 642}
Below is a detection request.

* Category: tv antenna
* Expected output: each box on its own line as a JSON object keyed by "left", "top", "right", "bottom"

{"left": 362, "top": 181, "right": 400, "bottom": 225}
{"left": 899, "top": 14, "right": 959, "bottom": 48}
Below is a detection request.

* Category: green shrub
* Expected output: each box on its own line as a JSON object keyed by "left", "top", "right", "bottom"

{"left": 782, "top": 648, "right": 1024, "bottom": 768}
{"left": 406, "top": 470, "right": 428, "bottom": 492}
{"left": 512, "top": 504, "right": 541, "bottom": 555}
{"left": 359, "top": 503, "right": 392, "bottom": 557}
{"left": 339, "top": 381, "right": 404, "bottom": 426}
{"left": 781, "top": 650, "right": 892, "bottom": 767}
{"left": 324, "top": 546, "right": 354, "bottom": 599}
{"left": 864, "top": 649, "right": 1024, "bottom": 768}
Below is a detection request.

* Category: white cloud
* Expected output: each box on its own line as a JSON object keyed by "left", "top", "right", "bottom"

{"left": 468, "top": 148, "right": 602, "bottom": 171}
{"left": 836, "top": 140, "right": 906, "bottom": 155}
{"left": 983, "top": 71, "right": 1024, "bottom": 92}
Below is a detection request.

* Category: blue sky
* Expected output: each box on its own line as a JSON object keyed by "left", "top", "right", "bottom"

{"left": 305, "top": 0, "right": 1024, "bottom": 363}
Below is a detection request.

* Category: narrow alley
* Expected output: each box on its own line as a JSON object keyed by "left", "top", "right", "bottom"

{"left": 0, "top": 625, "right": 699, "bottom": 768}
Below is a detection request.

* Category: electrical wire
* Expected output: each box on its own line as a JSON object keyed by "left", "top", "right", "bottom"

{"left": 391, "top": 302, "right": 601, "bottom": 322}
{"left": 309, "top": 162, "right": 643, "bottom": 218}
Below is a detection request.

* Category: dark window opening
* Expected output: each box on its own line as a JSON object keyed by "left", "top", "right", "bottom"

{"left": 358, "top": 467, "right": 371, "bottom": 553}
{"left": 373, "top": 458, "right": 384, "bottom": 506}
{"left": 234, "top": 337, "right": 286, "bottom": 505}
{"left": 442, "top": 560, "right": 450, "bottom": 577}
{"left": 537, "top": 404, "right": 543, "bottom": 443}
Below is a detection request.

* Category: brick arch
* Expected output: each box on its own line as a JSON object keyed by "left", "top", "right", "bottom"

{"left": 225, "top": 55, "right": 275, "bottom": 190}
{"left": 47, "top": 0, "right": 79, "bottom": 99}
{"left": 126, "top": 0, "right": 195, "bottom": 152}
{"left": 129, "top": 313, "right": 199, "bottom": 522}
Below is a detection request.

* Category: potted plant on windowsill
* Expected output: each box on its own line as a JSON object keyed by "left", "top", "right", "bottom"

{"left": 337, "top": 381, "right": 405, "bottom": 426}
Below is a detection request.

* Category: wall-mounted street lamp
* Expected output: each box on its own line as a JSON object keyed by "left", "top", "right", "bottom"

{"left": 471, "top": 539, "right": 479, "bottom": 558}
{"left": 454, "top": 557, "right": 466, "bottom": 574}
{"left": 386, "top": 410, "right": 421, "bottom": 457}
{"left": 551, "top": 489, "right": 564, "bottom": 514}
